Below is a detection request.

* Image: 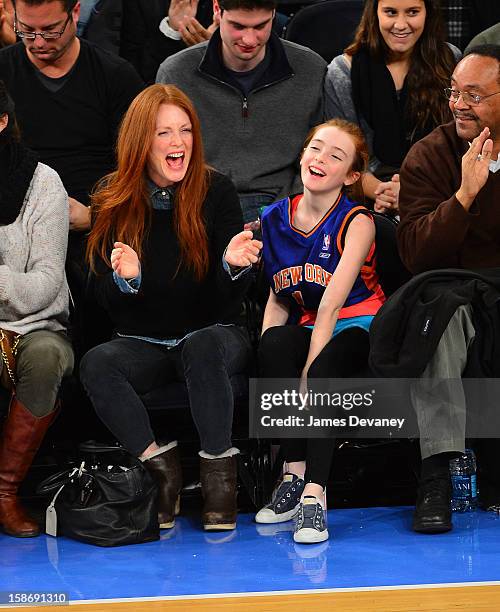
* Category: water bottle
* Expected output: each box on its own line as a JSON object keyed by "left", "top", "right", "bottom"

{"left": 449, "top": 449, "right": 478, "bottom": 512}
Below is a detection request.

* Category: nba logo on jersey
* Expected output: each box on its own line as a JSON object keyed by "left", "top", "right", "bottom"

{"left": 322, "top": 234, "right": 331, "bottom": 251}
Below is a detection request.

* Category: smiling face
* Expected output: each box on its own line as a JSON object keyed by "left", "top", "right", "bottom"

{"left": 300, "top": 126, "right": 359, "bottom": 195}
{"left": 450, "top": 54, "right": 500, "bottom": 144}
{"left": 217, "top": 7, "right": 274, "bottom": 72}
{"left": 147, "top": 103, "right": 193, "bottom": 187}
{"left": 377, "top": 0, "right": 426, "bottom": 59}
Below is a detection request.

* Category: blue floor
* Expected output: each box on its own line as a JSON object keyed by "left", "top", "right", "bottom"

{"left": 1, "top": 507, "right": 500, "bottom": 602}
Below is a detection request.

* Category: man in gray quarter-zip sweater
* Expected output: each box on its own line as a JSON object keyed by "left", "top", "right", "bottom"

{"left": 156, "top": 0, "right": 326, "bottom": 223}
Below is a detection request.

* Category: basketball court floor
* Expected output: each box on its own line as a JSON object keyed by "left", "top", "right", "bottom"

{"left": 1, "top": 505, "right": 500, "bottom": 610}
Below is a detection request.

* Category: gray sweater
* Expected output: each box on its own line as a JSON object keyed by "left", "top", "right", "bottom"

{"left": 0, "top": 163, "right": 70, "bottom": 335}
{"left": 157, "top": 35, "right": 326, "bottom": 200}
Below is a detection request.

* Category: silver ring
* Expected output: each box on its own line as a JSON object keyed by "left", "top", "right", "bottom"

{"left": 477, "top": 154, "right": 483, "bottom": 161}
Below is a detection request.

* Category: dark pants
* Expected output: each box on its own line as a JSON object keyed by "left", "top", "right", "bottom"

{"left": 80, "top": 324, "right": 252, "bottom": 456}
{"left": 259, "top": 325, "right": 370, "bottom": 488}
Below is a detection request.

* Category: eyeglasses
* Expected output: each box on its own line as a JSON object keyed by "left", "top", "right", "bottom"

{"left": 14, "top": 12, "right": 72, "bottom": 40}
{"left": 444, "top": 87, "right": 500, "bottom": 106}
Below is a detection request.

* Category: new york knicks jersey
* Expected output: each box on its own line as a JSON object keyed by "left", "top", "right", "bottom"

{"left": 261, "top": 193, "right": 385, "bottom": 326}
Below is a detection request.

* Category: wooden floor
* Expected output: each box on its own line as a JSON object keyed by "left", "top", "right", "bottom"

{"left": 6, "top": 585, "right": 500, "bottom": 612}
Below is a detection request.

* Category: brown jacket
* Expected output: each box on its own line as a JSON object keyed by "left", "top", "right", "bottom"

{"left": 398, "top": 121, "right": 500, "bottom": 274}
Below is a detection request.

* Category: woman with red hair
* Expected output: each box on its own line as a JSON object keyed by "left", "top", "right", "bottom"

{"left": 81, "top": 84, "right": 261, "bottom": 532}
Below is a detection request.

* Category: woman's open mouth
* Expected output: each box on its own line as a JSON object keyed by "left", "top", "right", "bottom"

{"left": 166, "top": 152, "right": 184, "bottom": 169}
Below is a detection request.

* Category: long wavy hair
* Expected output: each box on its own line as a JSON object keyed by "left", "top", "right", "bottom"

{"left": 302, "top": 118, "right": 369, "bottom": 204}
{"left": 345, "top": 0, "right": 456, "bottom": 132}
{"left": 87, "top": 84, "right": 210, "bottom": 280}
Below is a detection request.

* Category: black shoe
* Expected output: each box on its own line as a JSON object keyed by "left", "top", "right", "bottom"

{"left": 255, "top": 473, "right": 305, "bottom": 524}
{"left": 412, "top": 475, "right": 452, "bottom": 534}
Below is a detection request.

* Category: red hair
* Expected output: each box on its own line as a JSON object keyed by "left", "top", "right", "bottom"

{"left": 87, "top": 84, "right": 210, "bottom": 280}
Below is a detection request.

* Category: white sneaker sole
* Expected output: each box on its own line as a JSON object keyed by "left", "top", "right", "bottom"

{"left": 293, "top": 527, "right": 329, "bottom": 544}
{"left": 255, "top": 503, "right": 300, "bottom": 524}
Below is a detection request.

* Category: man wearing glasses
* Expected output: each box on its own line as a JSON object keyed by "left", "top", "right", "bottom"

{"left": 395, "top": 45, "right": 500, "bottom": 534}
{"left": 0, "top": 0, "right": 143, "bottom": 345}
{"left": 0, "top": 0, "right": 142, "bottom": 228}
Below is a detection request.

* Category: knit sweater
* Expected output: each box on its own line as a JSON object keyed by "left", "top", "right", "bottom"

{"left": 398, "top": 121, "right": 500, "bottom": 274}
{"left": 156, "top": 32, "right": 326, "bottom": 200}
{"left": 91, "top": 171, "right": 250, "bottom": 339}
{"left": 0, "top": 163, "right": 70, "bottom": 334}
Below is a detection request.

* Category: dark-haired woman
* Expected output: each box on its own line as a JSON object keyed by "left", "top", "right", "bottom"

{"left": 325, "top": 0, "right": 461, "bottom": 213}
{"left": 80, "top": 84, "right": 261, "bottom": 532}
{"left": 0, "top": 81, "right": 74, "bottom": 538}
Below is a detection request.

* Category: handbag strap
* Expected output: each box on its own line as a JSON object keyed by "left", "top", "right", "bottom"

{"left": 0, "top": 329, "right": 20, "bottom": 389}
{"left": 37, "top": 465, "right": 82, "bottom": 496}
{"left": 78, "top": 441, "right": 126, "bottom": 454}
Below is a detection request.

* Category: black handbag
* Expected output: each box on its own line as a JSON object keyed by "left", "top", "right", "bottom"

{"left": 37, "top": 442, "right": 159, "bottom": 547}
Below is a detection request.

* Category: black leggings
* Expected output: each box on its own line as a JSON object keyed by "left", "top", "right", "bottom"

{"left": 259, "top": 325, "right": 370, "bottom": 488}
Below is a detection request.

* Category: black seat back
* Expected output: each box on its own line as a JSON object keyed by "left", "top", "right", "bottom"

{"left": 284, "top": 0, "right": 364, "bottom": 63}
{"left": 372, "top": 212, "right": 411, "bottom": 298}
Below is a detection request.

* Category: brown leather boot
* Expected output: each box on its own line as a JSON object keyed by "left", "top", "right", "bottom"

{"left": 0, "top": 396, "right": 56, "bottom": 538}
{"left": 200, "top": 455, "right": 237, "bottom": 531}
{"left": 143, "top": 444, "right": 182, "bottom": 529}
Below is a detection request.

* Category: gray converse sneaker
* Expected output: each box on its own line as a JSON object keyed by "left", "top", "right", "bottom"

{"left": 293, "top": 496, "right": 329, "bottom": 544}
{"left": 255, "top": 473, "right": 305, "bottom": 524}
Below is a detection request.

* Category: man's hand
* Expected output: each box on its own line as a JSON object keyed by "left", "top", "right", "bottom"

{"left": 68, "top": 197, "right": 91, "bottom": 231}
{"left": 374, "top": 173, "right": 400, "bottom": 214}
{"left": 178, "top": 15, "right": 218, "bottom": 46}
{"left": 111, "top": 242, "right": 140, "bottom": 279}
{"left": 224, "top": 230, "right": 262, "bottom": 268}
{"left": 0, "top": 0, "right": 15, "bottom": 47}
{"left": 168, "top": 0, "right": 199, "bottom": 32}
{"left": 456, "top": 127, "right": 493, "bottom": 211}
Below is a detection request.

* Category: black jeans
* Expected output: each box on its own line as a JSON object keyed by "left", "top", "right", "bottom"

{"left": 80, "top": 324, "right": 252, "bottom": 456}
{"left": 259, "top": 325, "right": 370, "bottom": 488}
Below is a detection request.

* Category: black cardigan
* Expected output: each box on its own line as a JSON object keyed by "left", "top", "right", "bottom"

{"left": 90, "top": 171, "right": 251, "bottom": 339}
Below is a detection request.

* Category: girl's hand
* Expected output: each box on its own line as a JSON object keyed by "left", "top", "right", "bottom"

{"left": 111, "top": 242, "right": 140, "bottom": 279}
{"left": 224, "top": 230, "right": 262, "bottom": 267}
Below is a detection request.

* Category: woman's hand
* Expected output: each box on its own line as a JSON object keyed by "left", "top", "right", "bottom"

{"left": 224, "top": 230, "right": 262, "bottom": 268}
{"left": 456, "top": 127, "right": 493, "bottom": 211}
{"left": 111, "top": 242, "right": 140, "bottom": 279}
{"left": 374, "top": 174, "right": 400, "bottom": 214}
{"left": 68, "top": 197, "right": 91, "bottom": 231}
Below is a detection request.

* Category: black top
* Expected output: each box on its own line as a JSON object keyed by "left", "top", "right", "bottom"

{"left": 0, "top": 40, "right": 144, "bottom": 204}
{"left": 91, "top": 171, "right": 251, "bottom": 339}
{"left": 120, "top": 0, "right": 213, "bottom": 84}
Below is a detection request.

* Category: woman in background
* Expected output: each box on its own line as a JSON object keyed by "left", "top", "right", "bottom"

{"left": 325, "top": 0, "right": 460, "bottom": 213}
